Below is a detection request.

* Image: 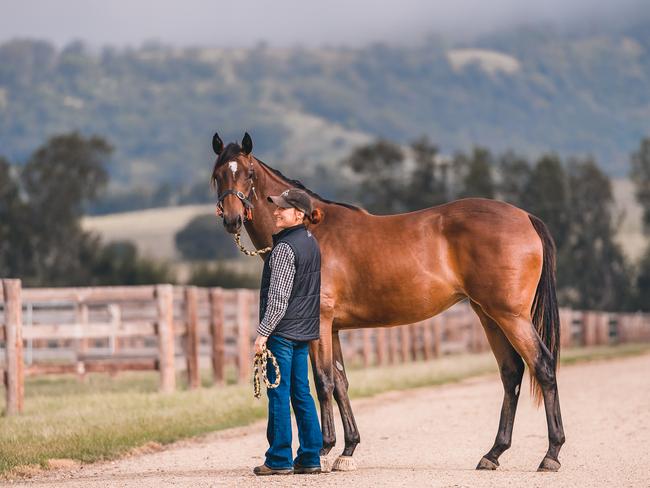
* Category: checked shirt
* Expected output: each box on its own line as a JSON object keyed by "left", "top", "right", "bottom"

{"left": 257, "top": 242, "right": 296, "bottom": 337}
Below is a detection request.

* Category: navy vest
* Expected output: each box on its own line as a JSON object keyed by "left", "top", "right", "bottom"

{"left": 259, "top": 224, "right": 321, "bottom": 341}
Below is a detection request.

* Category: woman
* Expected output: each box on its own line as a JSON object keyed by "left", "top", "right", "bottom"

{"left": 253, "top": 188, "right": 323, "bottom": 476}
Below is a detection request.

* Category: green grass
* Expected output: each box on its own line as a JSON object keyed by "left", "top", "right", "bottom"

{"left": 1, "top": 343, "right": 649, "bottom": 475}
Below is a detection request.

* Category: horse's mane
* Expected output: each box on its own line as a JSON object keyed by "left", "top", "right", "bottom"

{"left": 258, "top": 161, "right": 363, "bottom": 212}
{"left": 213, "top": 142, "right": 363, "bottom": 212}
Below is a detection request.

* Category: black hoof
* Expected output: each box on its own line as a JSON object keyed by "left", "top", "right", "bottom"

{"left": 476, "top": 456, "right": 499, "bottom": 470}
{"left": 537, "top": 457, "right": 561, "bottom": 472}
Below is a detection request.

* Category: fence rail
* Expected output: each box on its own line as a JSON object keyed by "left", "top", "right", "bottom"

{"left": 2, "top": 279, "right": 650, "bottom": 415}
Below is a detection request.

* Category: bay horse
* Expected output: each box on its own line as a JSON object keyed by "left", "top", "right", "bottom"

{"left": 210, "top": 132, "right": 565, "bottom": 472}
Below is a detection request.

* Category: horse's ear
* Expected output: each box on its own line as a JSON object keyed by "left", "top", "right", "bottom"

{"left": 242, "top": 132, "right": 253, "bottom": 155}
{"left": 310, "top": 208, "right": 323, "bottom": 224}
{"left": 212, "top": 132, "right": 224, "bottom": 155}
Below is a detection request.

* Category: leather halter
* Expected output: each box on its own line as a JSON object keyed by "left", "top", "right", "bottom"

{"left": 215, "top": 159, "right": 258, "bottom": 222}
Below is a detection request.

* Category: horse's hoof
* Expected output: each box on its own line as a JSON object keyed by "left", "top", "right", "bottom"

{"left": 333, "top": 455, "right": 357, "bottom": 471}
{"left": 320, "top": 455, "right": 334, "bottom": 473}
{"left": 476, "top": 456, "right": 499, "bottom": 470}
{"left": 537, "top": 457, "right": 561, "bottom": 472}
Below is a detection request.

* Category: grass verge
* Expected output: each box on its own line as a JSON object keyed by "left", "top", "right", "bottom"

{"left": 1, "top": 343, "right": 648, "bottom": 476}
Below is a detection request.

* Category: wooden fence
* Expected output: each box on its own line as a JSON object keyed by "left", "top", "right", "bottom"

{"left": 1, "top": 279, "right": 650, "bottom": 415}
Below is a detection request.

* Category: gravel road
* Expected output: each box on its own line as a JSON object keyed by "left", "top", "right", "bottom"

{"left": 18, "top": 353, "right": 650, "bottom": 487}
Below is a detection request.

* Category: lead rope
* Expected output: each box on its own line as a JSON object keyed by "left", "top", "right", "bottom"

{"left": 253, "top": 345, "right": 281, "bottom": 399}
{"left": 233, "top": 232, "right": 272, "bottom": 257}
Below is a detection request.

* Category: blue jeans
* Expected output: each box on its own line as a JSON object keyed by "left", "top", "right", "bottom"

{"left": 264, "top": 334, "right": 323, "bottom": 469}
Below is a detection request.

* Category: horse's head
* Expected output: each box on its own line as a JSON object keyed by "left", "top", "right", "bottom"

{"left": 211, "top": 132, "right": 257, "bottom": 234}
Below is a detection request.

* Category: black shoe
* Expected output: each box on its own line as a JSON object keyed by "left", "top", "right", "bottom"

{"left": 253, "top": 464, "right": 294, "bottom": 476}
{"left": 293, "top": 463, "right": 321, "bottom": 474}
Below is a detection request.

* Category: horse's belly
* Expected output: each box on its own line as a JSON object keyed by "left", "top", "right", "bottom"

{"left": 333, "top": 279, "right": 462, "bottom": 329}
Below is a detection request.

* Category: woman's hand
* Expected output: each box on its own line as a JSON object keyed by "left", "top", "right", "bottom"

{"left": 254, "top": 335, "right": 268, "bottom": 355}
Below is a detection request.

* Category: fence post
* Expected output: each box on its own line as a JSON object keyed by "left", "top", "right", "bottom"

{"left": 409, "top": 323, "right": 420, "bottom": 360}
{"left": 75, "top": 302, "right": 89, "bottom": 381}
{"left": 362, "top": 328, "right": 372, "bottom": 367}
{"left": 400, "top": 325, "right": 411, "bottom": 362}
{"left": 470, "top": 316, "right": 483, "bottom": 353}
{"left": 386, "top": 327, "right": 399, "bottom": 364}
{"left": 583, "top": 311, "right": 596, "bottom": 347}
{"left": 155, "top": 284, "right": 175, "bottom": 393}
{"left": 422, "top": 318, "right": 433, "bottom": 360}
{"left": 597, "top": 312, "right": 610, "bottom": 345}
{"left": 617, "top": 313, "right": 630, "bottom": 343}
{"left": 75, "top": 303, "right": 89, "bottom": 357}
{"left": 209, "top": 288, "right": 225, "bottom": 385}
{"left": 184, "top": 286, "right": 200, "bottom": 389}
{"left": 432, "top": 316, "right": 441, "bottom": 358}
{"left": 376, "top": 327, "right": 387, "bottom": 365}
{"left": 108, "top": 304, "right": 120, "bottom": 356}
{"left": 559, "top": 308, "right": 572, "bottom": 348}
{"left": 3, "top": 279, "right": 24, "bottom": 415}
{"left": 237, "top": 290, "right": 251, "bottom": 383}
{"left": 347, "top": 330, "right": 359, "bottom": 365}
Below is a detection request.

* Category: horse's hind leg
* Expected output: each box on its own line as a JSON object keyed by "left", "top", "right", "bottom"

{"left": 487, "top": 311, "right": 565, "bottom": 472}
{"left": 470, "top": 302, "right": 525, "bottom": 470}
{"left": 309, "top": 305, "right": 336, "bottom": 470}
{"left": 331, "top": 330, "right": 360, "bottom": 471}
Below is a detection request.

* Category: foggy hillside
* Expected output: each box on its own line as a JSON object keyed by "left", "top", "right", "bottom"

{"left": 1, "top": 18, "right": 650, "bottom": 187}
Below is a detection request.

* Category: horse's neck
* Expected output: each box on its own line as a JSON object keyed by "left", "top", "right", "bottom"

{"left": 242, "top": 159, "right": 292, "bottom": 255}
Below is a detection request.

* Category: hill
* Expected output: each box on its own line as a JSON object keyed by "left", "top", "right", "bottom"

{"left": 2, "top": 19, "right": 650, "bottom": 187}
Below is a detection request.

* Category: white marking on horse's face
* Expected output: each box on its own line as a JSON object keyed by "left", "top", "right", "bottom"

{"left": 514, "top": 384, "right": 520, "bottom": 396}
{"left": 335, "top": 360, "right": 344, "bottom": 371}
{"left": 228, "top": 161, "right": 238, "bottom": 177}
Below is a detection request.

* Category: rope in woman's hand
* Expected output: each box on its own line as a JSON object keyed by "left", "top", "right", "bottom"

{"left": 253, "top": 345, "right": 281, "bottom": 399}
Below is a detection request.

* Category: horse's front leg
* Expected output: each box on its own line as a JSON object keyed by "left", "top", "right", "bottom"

{"left": 331, "top": 329, "right": 360, "bottom": 471}
{"left": 309, "top": 299, "right": 336, "bottom": 470}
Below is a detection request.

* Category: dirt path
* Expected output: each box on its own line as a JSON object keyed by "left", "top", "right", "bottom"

{"left": 18, "top": 354, "right": 650, "bottom": 487}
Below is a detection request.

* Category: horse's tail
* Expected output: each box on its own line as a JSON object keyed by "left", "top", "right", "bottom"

{"left": 528, "top": 214, "right": 561, "bottom": 407}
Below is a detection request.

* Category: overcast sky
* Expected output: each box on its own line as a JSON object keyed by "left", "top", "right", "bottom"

{"left": 0, "top": 0, "right": 646, "bottom": 49}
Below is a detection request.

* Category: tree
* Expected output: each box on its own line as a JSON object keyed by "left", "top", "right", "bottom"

{"left": 630, "top": 137, "right": 650, "bottom": 234}
{"left": 341, "top": 139, "right": 406, "bottom": 214}
{"left": 341, "top": 137, "right": 452, "bottom": 213}
{"left": 175, "top": 214, "right": 238, "bottom": 261}
{"left": 19, "top": 132, "right": 112, "bottom": 284}
{"left": 632, "top": 249, "right": 650, "bottom": 311}
{"left": 406, "top": 136, "right": 448, "bottom": 208}
{"left": 520, "top": 154, "right": 570, "bottom": 251}
{"left": 22, "top": 132, "right": 111, "bottom": 219}
{"left": 497, "top": 151, "right": 531, "bottom": 208}
{"left": 559, "top": 158, "right": 631, "bottom": 310}
{"left": 629, "top": 137, "right": 650, "bottom": 310}
{"left": 89, "top": 241, "right": 173, "bottom": 285}
{"left": 453, "top": 147, "right": 496, "bottom": 199}
{"left": 0, "top": 157, "right": 30, "bottom": 277}
{"left": 187, "top": 262, "right": 259, "bottom": 288}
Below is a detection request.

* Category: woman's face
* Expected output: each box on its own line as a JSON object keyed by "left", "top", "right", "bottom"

{"left": 273, "top": 206, "right": 304, "bottom": 230}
